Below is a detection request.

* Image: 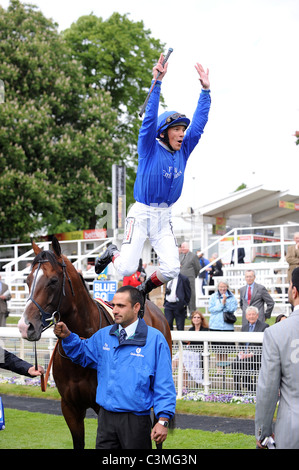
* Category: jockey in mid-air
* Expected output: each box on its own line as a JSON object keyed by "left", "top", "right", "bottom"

{"left": 96, "top": 54, "right": 211, "bottom": 308}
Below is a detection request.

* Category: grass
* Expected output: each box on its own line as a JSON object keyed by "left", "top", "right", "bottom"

{"left": 0, "top": 383, "right": 61, "bottom": 400}
{"left": 0, "top": 409, "right": 255, "bottom": 449}
{"left": 0, "top": 383, "right": 257, "bottom": 449}
{"left": 1, "top": 409, "right": 77, "bottom": 449}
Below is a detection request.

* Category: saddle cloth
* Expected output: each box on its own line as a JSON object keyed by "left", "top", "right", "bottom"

{"left": 94, "top": 297, "right": 115, "bottom": 321}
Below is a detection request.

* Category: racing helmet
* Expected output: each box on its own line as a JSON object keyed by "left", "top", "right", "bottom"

{"left": 156, "top": 111, "right": 190, "bottom": 138}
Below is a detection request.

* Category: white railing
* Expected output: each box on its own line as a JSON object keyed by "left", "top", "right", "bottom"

{"left": 0, "top": 328, "right": 264, "bottom": 398}
{"left": 0, "top": 328, "right": 57, "bottom": 383}
{"left": 197, "top": 222, "right": 299, "bottom": 282}
{"left": 198, "top": 222, "right": 299, "bottom": 266}
{"left": 1, "top": 237, "right": 113, "bottom": 281}
{"left": 171, "top": 330, "right": 263, "bottom": 398}
{"left": 195, "top": 222, "right": 299, "bottom": 313}
{"left": 1, "top": 237, "right": 114, "bottom": 313}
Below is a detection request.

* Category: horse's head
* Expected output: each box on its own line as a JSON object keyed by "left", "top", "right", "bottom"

{"left": 18, "top": 237, "right": 74, "bottom": 341}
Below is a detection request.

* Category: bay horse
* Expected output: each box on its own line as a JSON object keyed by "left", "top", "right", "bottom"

{"left": 18, "top": 237, "right": 172, "bottom": 449}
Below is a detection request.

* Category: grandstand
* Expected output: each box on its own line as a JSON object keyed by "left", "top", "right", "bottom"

{"left": 0, "top": 223, "right": 295, "bottom": 317}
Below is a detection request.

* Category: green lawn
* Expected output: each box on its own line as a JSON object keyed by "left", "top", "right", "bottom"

{"left": 0, "top": 409, "right": 255, "bottom": 449}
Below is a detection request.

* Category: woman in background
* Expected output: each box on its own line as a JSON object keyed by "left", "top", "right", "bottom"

{"left": 209, "top": 280, "right": 238, "bottom": 373}
{"left": 172, "top": 311, "right": 209, "bottom": 390}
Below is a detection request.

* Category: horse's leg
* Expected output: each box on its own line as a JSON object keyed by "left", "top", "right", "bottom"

{"left": 61, "top": 398, "right": 86, "bottom": 449}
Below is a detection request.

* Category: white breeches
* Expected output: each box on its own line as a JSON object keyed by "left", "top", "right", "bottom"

{"left": 114, "top": 202, "right": 180, "bottom": 282}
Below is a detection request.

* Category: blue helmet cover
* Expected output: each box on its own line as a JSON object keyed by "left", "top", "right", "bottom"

{"left": 156, "top": 111, "right": 190, "bottom": 138}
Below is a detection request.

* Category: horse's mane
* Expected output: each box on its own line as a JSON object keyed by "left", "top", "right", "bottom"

{"left": 77, "top": 271, "right": 90, "bottom": 294}
{"left": 32, "top": 248, "right": 91, "bottom": 295}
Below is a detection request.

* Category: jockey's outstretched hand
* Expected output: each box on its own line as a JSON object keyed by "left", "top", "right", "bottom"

{"left": 54, "top": 322, "right": 71, "bottom": 339}
{"left": 195, "top": 63, "right": 210, "bottom": 90}
{"left": 153, "top": 53, "right": 168, "bottom": 81}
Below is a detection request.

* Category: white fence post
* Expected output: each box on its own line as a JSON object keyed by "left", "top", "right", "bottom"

{"left": 177, "top": 340, "right": 184, "bottom": 399}
{"left": 202, "top": 340, "right": 210, "bottom": 395}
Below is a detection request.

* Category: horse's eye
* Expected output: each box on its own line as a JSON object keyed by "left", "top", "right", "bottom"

{"left": 47, "top": 277, "right": 59, "bottom": 288}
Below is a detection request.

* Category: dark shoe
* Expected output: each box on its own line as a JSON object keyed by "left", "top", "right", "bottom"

{"left": 136, "top": 283, "right": 146, "bottom": 319}
{"left": 95, "top": 244, "right": 119, "bottom": 274}
{"left": 137, "top": 277, "right": 158, "bottom": 296}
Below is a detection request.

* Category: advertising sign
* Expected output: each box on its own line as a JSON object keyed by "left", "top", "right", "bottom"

{"left": 93, "top": 280, "right": 117, "bottom": 302}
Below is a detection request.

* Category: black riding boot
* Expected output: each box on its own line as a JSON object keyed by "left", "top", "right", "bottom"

{"left": 137, "top": 277, "right": 159, "bottom": 296}
{"left": 137, "top": 274, "right": 164, "bottom": 318}
{"left": 95, "top": 244, "right": 119, "bottom": 274}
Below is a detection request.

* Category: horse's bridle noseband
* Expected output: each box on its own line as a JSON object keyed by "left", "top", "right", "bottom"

{"left": 27, "top": 258, "right": 74, "bottom": 332}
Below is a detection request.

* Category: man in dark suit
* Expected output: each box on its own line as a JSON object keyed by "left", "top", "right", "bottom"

{"left": 230, "top": 246, "right": 245, "bottom": 265}
{"left": 179, "top": 242, "right": 200, "bottom": 313}
{"left": 0, "top": 347, "right": 44, "bottom": 377}
{"left": 231, "top": 306, "right": 269, "bottom": 394}
{"left": 239, "top": 270, "right": 274, "bottom": 327}
{"left": 164, "top": 273, "right": 191, "bottom": 330}
{"left": 0, "top": 275, "right": 11, "bottom": 327}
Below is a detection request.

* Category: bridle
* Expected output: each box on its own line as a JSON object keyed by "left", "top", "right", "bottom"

{"left": 27, "top": 254, "right": 113, "bottom": 391}
{"left": 27, "top": 256, "right": 76, "bottom": 390}
{"left": 27, "top": 258, "right": 74, "bottom": 332}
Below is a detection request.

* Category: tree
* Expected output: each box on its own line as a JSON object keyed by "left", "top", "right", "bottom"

{"left": 62, "top": 13, "right": 165, "bottom": 204}
{"left": 63, "top": 13, "right": 164, "bottom": 145}
{"left": 295, "top": 130, "right": 299, "bottom": 146}
{"left": 0, "top": 0, "right": 122, "bottom": 241}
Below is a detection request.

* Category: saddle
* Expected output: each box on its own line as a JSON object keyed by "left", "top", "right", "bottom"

{"left": 94, "top": 297, "right": 115, "bottom": 322}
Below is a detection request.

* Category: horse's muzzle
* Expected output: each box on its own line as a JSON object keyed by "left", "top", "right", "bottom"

{"left": 18, "top": 316, "right": 43, "bottom": 342}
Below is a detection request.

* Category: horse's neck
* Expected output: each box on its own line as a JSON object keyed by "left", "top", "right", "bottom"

{"left": 64, "top": 283, "right": 100, "bottom": 338}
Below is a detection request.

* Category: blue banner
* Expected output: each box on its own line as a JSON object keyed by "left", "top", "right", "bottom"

{"left": 0, "top": 397, "right": 5, "bottom": 430}
{"left": 93, "top": 280, "right": 117, "bottom": 302}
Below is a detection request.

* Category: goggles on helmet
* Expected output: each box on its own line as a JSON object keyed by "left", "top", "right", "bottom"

{"left": 166, "top": 113, "right": 187, "bottom": 124}
{"left": 157, "top": 113, "right": 189, "bottom": 136}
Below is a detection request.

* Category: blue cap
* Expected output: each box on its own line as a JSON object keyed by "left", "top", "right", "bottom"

{"left": 156, "top": 111, "right": 190, "bottom": 138}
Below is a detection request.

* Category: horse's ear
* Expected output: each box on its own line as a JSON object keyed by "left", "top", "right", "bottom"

{"left": 51, "top": 236, "right": 62, "bottom": 258}
{"left": 32, "top": 240, "right": 41, "bottom": 256}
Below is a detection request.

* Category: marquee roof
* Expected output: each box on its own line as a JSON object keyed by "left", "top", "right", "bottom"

{"left": 197, "top": 185, "right": 299, "bottom": 226}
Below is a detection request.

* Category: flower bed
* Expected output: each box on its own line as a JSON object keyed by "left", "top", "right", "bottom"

{"left": 1, "top": 375, "right": 256, "bottom": 404}
{"left": 182, "top": 391, "right": 256, "bottom": 404}
{"left": 0, "top": 374, "right": 56, "bottom": 388}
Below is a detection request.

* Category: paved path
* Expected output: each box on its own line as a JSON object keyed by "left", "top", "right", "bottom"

{"left": 1, "top": 394, "right": 255, "bottom": 436}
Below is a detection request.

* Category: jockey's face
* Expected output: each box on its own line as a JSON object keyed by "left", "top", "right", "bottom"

{"left": 161, "top": 125, "right": 186, "bottom": 151}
